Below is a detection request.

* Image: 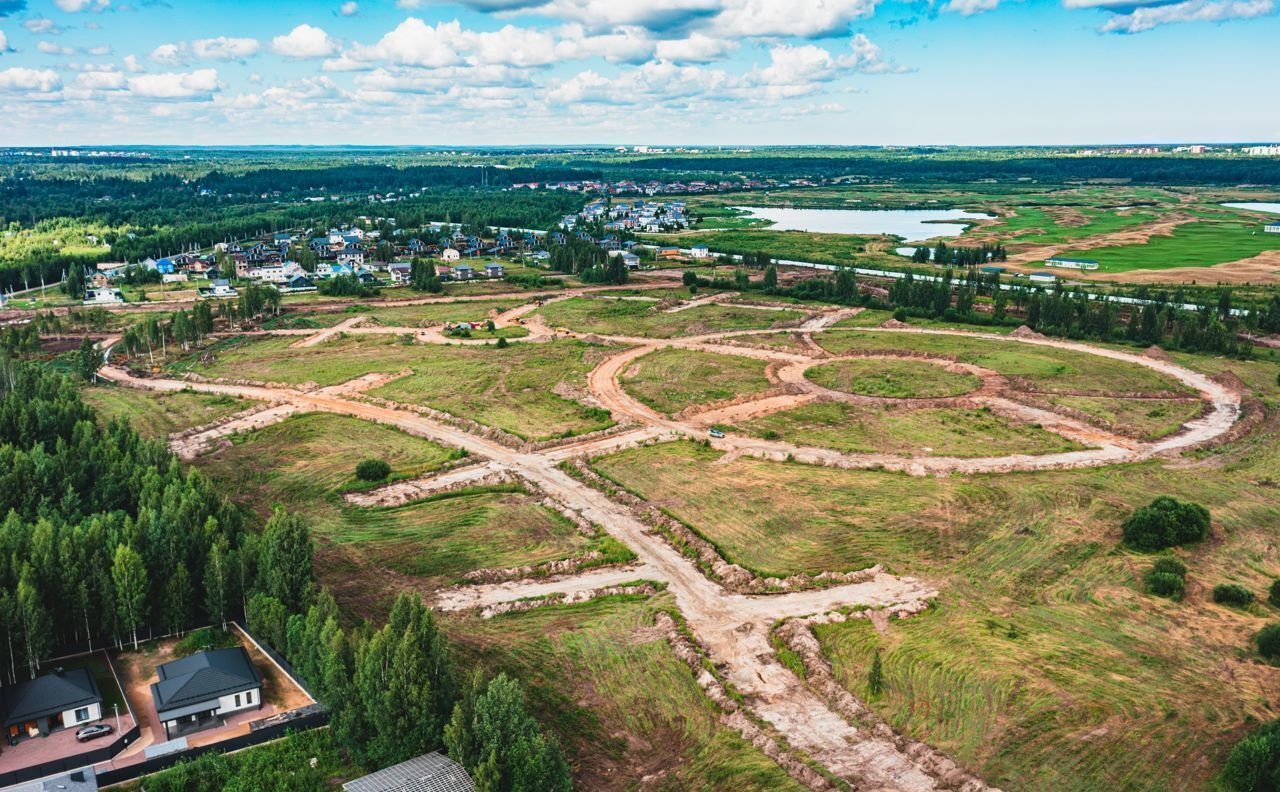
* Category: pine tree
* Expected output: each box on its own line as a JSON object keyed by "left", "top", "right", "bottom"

{"left": 763, "top": 265, "right": 778, "bottom": 292}
{"left": 868, "top": 649, "right": 884, "bottom": 696}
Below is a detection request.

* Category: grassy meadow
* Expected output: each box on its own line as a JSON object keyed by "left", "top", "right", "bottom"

{"left": 805, "top": 358, "right": 981, "bottom": 398}
{"left": 621, "top": 348, "right": 772, "bottom": 416}
{"left": 535, "top": 296, "right": 805, "bottom": 338}
{"left": 82, "top": 385, "right": 248, "bottom": 438}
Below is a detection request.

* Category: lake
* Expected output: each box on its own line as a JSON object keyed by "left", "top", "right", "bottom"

{"left": 731, "top": 206, "right": 993, "bottom": 242}
{"left": 1222, "top": 202, "right": 1280, "bottom": 214}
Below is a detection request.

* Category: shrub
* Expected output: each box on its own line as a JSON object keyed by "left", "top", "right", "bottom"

{"left": 355, "top": 459, "right": 391, "bottom": 482}
{"left": 1257, "top": 623, "right": 1280, "bottom": 661}
{"left": 1151, "top": 556, "right": 1187, "bottom": 578}
{"left": 1223, "top": 719, "right": 1280, "bottom": 792}
{"left": 1214, "top": 584, "right": 1255, "bottom": 607}
{"left": 1121, "top": 496, "right": 1211, "bottom": 551}
{"left": 1146, "top": 571, "right": 1185, "bottom": 599}
{"left": 496, "top": 336, "right": 509, "bottom": 349}
{"left": 1270, "top": 578, "right": 1280, "bottom": 608}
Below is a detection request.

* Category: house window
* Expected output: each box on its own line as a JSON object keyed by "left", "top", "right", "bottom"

{"left": 74, "top": 708, "right": 89, "bottom": 722}
{"left": 234, "top": 694, "right": 241, "bottom": 707}
{"left": 246, "top": 690, "right": 253, "bottom": 704}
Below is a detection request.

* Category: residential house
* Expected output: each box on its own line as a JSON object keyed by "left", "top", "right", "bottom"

{"left": 149, "top": 648, "right": 262, "bottom": 740}
{"left": 441, "top": 248, "right": 461, "bottom": 263}
{"left": 342, "top": 752, "right": 474, "bottom": 792}
{"left": 388, "top": 263, "right": 412, "bottom": 283}
{"left": 83, "top": 287, "right": 124, "bottom": 305}
{"left": 689, "top": 245, "right": 711, "bottom": 260}
{"left": 199, "top": 279, "right": 239, "bottom": 299}
{"left": 655, "top": 246, "right": 682, "bottom": 260}
{"left": 484, "top": 262, "right": 504, "bottom": 278}
{"left": 2, "top": 667, "right": 103, "bottom": 740}
{"left": 337, "top": 246, "right": 366, "bottom": 268}
{"left": 277, "top": 274, "right": 317, "bottom": 293}
{"left": 454, "top": 264, "right": 474, "bottom": 280}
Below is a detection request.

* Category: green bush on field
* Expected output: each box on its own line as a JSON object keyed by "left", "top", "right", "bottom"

{"left": 1257, "top": 623, "right": 1280, "bottom": 662}
{"left": 1122, "top": 496, "right": 1210, "bottom": 551}
{"left": 1223, "top": 718, "right": 1280, "bottom": 792}
{"left": 1144, "top": 556, "right": 1187, "bottom": 599}
{"left": 355, "top": 458, "right": 391, "bottom": 482}
{"left": 1270, "top": 579, "right": 1280, "bottom": 608}
{"left": 1146, "top": 571, "right": 1185, "bottom": 599}
{"left": 1213, "top": 584, "right": 1255, "bottom": 607}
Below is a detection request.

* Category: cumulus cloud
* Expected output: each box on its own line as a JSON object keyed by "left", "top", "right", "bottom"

{"left": 24, "top": 18, "right": 64, "bottom": 34}
{"left": 126, "top": 67, "right": 218, "bottom": 99}
{"left": 0, "top": 30, "right": 7, "bottom": 52}
{"left": 122, "top": 53, "right": 142, "bottom": 72}
{"left": 272, "top": 23, "right": 337, "bottom": 59}
{"left": 88, "top": 44, "right": 112, "bottom": 55}
{"left": 945, "top": 0, "right": 1000, "bottom": 14}
{"left": 346, "top": 18, "right": 463, "bottom": 68}
{"left": 653, "top": 32, "right": 737, "bottom": 63}
{"left": 37, "top": 40, "right": 75, "bottom": 55}
{"left": 149, "top": 42, "right": 185, "bottom": 65}
{"left": 54, "top": 0, "right": 109, "bottom": 10}
{"left": 76, "top": 69, "right": 124, "bottom": 90}
{"left": 1096, "top": 0, "right": 1273, "bottom": 29}
{"left": 192, "top": 36, "right": 260, "bottom": 60}
{"left": 339, "top": 1, "right": 359, "bottom": 15}
{"left": 837, "top": 33, "right": 908, "bottom": 73}
{"left": 0, "top": 66, "right": 61, "bottom": 92}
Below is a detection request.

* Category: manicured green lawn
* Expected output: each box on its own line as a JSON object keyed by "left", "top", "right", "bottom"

{"left": 1055, "top": 218, "right": 1280, "bottom": 272}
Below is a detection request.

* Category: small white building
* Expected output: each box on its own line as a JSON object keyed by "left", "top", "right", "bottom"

{"left": 1029, "top": 273, "right": 1057, "bottom": 285}
{"left": 83, "top": 287, "right": 124, "bottom": 305}
{"left": 1266, "top": 220, "right": 1280, "bottom": 234}
{"left": 1044, "top": 257, "right": 1099, "bottom": 271}
{"left": 689, "top": 245, "right": 711, "bottom": 259}
{"left": 441, "top": 248, "right": 461, "bottom": 263}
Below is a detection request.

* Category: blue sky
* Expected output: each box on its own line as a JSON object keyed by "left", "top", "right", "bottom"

{"left": 0, "top": 0, "right": 1275, "bottom": 146}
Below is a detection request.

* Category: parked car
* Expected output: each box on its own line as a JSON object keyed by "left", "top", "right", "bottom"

{"left": 75, "top": 723, "right": 113, "bottom": 742}
{"left": 708, "top": 428, "right": 725, "bottom": 439}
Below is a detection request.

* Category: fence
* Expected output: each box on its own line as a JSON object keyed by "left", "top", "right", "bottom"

{"left": 0, "top": 723, "right": 141, "bottom": 788}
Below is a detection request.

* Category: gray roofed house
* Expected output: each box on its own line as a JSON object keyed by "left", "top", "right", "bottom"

{"left": 2, "top": 667, "right": 103, "bottom": 739}
{"left": 342, "top": 752, "right": 474, "bottom": 792}
{"left": 149, "top": 648, "right": 262, "bottom": 740}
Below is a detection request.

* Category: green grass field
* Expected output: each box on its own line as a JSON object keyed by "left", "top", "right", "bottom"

{"left": 816, "top": 331, "right": 1190, "bottom": 394}
{"left": 734, "top": 402, "right": 1082, "bottom": 458}
{"left": 1039, "top": 395, "right": 1205, "bottom": 440}
{"left": 535, "top": 297, "right": 804, "bottom": 338}
{"left": 984, "top": 206, "right": 1160, "bottom": 247}
{"left": 174, "top": 335, "right": 615, "bottom": 440}
{"left": 640, "top": 229, "right": 898, "bottom": 269}
{"left": 1054, "top": 218, "right": 1280, "bottom": 272}
{"left": 361, "top": 298, "right": 520, "bottom": 327}
{"left": 82, "top": 386, "right": 248, "bottom": 438}
{"left": 622, "top": 349, "right": 772, "bottom": 416}
{"left": 806, "top": 358, "right": 981, "bottom": 399}
{"left": 447, "top": 594, "right": 807, "bottom": 792}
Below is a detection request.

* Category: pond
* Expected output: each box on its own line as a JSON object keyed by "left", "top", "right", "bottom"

{"left": 1221, "top": 202, "right": 1280, "bottom": 214}
{"left": 731, "top": 206, "right": 993, "bottom": 242}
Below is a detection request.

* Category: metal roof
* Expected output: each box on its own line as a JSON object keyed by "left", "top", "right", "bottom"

{"left": 342, "top": 752, "right": 474, "bottom": 792}
{"left": 1, "top": 668, "right": 102, "bottom": 727}
{"left": 149, "top": 648, "right": 260, "bottom": 718}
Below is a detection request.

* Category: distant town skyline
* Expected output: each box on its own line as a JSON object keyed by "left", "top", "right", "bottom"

{"left": 0, "top": 0, "right": 1275, "bottom": 146}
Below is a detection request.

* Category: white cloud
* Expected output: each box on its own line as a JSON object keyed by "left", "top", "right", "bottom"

{"left": 88, "top": 45, "right": 112, "bottom": 55}
{"left": 1096, "top": 0, "right": 1273, "bottom": 28}
{"left": 653, "top": 32, "right": 737, "bottom": 63}
{"left": 54, "top": 0, "right": 109, "bottom": 11}
{"left": 37, "top": 40, "right": 75, "bottom": 55}
{"left": 192, "top": 36, "right": 260, "bottom": 60}
{"left": 122, "top": 54, "right": 142, "bottom": 72}
{"left": 945, "top": 0, "right": 1000, "bottom": 14}
{"left": 0, "top": 67, "right": 62, "bottom": 92}
{"left": 465, "top": 24, "right": 558, "bottom": 66}
{"left": 714, "top": 0, "right": 882, "bottom": 37}
{"left": 24, "top": 18, "right": 64, "bottom": 35}
{"left": 552, "top": 24, "right": 656, "bottom": 63}
{"left": 126, "top": 67, "right": 218, "bottom": 100}
{"left": 348, "top": 18, "right": 463, "bottom": 67}
{"left": 836, "top": 33, "right": 907, "bottom": 73}
{"left": 339, "top": 1, "right": 359, "bottom": 15}
{"left": 756, "top": 43, "right": 836, "bottom": 97}
{"left": 521, "top": 0, "right": 720, "bottom": 32}
{"left": 76, "top": 69, "right": 125, "bottom": 90}
{"left": 0, "top": 31, "right": 7, "bottom": 53}
{"left": 149, "top": 42, "right": 186, "bottom": 65}
{"left": 272, "top": 24, "right": 337, "bottom": 59}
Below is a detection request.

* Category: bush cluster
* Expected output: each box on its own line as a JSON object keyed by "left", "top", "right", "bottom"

{"left": 1145, "top": 556, "right": 1187, "bottom": 599}
{"left": 1213, "top": 584, "right": 1255, "bottom": 607}
{"left": 1122, "top": 496, "right": 1210, "bottom": 552}
{"left": 355, "top": 458, "right": 391, "bottom": 482}
{"left": 1258, "top": 624, "right": 1280, "bottom": 662}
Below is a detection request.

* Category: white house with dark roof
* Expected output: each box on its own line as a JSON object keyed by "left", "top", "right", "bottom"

{"left": 149, "top": 648, "right": 262, "bottom": 740}
{"left": 2, "top": 667, "right": 103, "bottom": 740}
{"left": 1266, "top": 219, "right": 1280, "bottom": 233}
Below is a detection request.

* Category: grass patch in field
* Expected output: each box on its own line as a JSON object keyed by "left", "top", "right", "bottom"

{"left": 621, "top": 348, "right": 772, "bottom": 416}
{"left": 806, "top": 358, "right": 981, "bottom": 399}
{"left": 640, "top": 229, "right": 887, "bottom": 268}
{"left": 1040, "top": 395, "right": 1205, "bottom": 440}
{"left": 1055, "top": 218, "right": 1280, "bottom": 273}
{"left": 736, "top": 401, "right": 1083, "bottom": 458}
{"left": 175, "top": 334, "right": 614, "bottom": 440}
{"left": 591, "top": 441, "right": 948, "bottom": 576}
{"left": 536, "top": 296, "right": 804, "bottom": 338}
{"left": 362, "top": 298, "right": 519, "bottom": 327}
{"left": 447, "top": 594, "right": 807, "bottom": 792}
{"left": 82, "top": 386, "right": 247, "bottom": 438}
{"left": 816, "top": 330, "right": 1189, "bottom": 394}
{"left": 986, "top": 206, "right": 1159, "bottom": 247}
{"left": 721, "top": 330, "right": 812, "bottom": 352}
